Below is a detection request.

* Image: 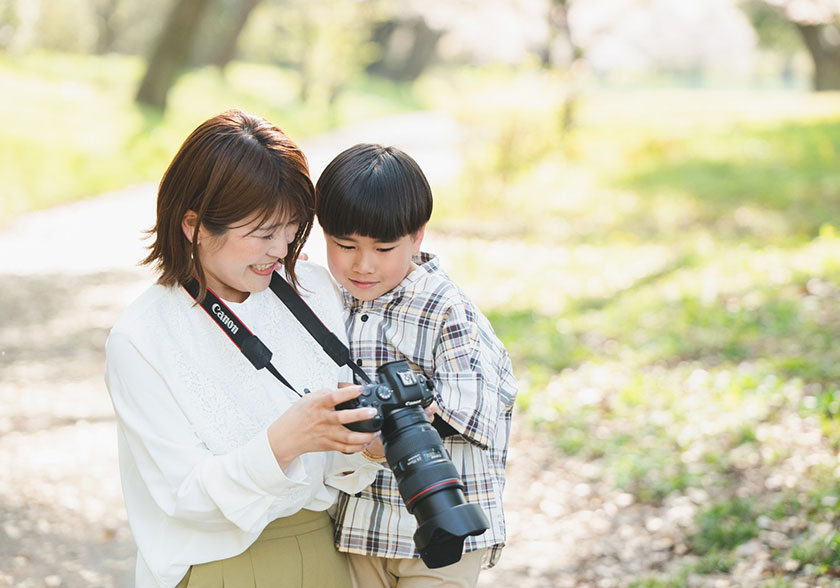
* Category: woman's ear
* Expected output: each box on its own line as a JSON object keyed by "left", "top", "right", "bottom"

{"left": 181, "top": 210, "right": 199, "bottom": 243}
{"left": 412, "top": 224, "right": 426, "bottom": 254}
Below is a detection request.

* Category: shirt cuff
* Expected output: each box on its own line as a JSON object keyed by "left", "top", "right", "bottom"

{"left": 242, "top": 428, "right": 308, "bottom": 493}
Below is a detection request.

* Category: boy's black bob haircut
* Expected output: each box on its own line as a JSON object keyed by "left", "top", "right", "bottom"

{"left": 315, "top": 143, "right": 432, "bottom": 242}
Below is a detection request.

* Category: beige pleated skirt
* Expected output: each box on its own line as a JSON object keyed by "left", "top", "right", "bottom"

{"left": 175, "top": 509, "right": 352, "bottom": 588}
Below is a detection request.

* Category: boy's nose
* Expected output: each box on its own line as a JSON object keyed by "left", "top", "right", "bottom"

{"left": 353, "top": 251, "right": 374, "bottom": 273}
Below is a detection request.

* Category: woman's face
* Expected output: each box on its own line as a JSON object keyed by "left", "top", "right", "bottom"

{"left": 189, "top": 212, "right": 300, "bottom": 303}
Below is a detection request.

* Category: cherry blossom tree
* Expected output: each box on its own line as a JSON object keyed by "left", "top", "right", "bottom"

{"left": 762, "top": 0, "right": 840, "bottom": 89}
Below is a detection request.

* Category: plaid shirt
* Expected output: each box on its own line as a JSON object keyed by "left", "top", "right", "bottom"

{"left": 333, "top": 252, "right": 517, "bottom": 567}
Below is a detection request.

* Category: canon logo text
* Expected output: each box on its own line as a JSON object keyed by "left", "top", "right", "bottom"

{"left": 211, "top": 303, "right": 239, "bottom": 335}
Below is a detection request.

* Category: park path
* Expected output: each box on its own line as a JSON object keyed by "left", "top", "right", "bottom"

{"left": 0, "top": 111, "right": 679, "bottom": 588}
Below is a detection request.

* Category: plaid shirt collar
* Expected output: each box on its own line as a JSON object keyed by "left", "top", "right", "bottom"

{"left": 341, "top": 252, "right": 440, "bottom": 312}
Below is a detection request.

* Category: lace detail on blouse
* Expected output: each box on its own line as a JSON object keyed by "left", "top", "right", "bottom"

{"left": 136, "top": 264, "right": 346, "bottom": 455}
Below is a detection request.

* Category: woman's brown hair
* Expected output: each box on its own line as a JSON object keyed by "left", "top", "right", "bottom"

{"left": 143, "top": 110, "right": 314, "bottom": 300}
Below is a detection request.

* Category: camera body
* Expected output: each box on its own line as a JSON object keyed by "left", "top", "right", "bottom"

{"left": 336, "top": 359, "right": 489, "bottom": 569}
{"left": 337, "top": 360, "right": 435, "bottom": 433}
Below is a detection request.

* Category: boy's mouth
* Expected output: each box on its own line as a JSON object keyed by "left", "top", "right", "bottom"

{"left": 349, "top": 279, "right": 377, "bottom": 289}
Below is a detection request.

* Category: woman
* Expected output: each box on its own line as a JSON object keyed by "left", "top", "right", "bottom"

{"left": 104, "top": 110, "right": 384, "bottom": 588}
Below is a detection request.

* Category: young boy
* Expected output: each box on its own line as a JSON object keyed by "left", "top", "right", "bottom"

{"left": 315, "top": 143, "right": 518, "bottom": 587}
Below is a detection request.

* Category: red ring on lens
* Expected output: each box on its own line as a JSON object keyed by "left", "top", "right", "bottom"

{"left": 405, "top": 478, "right": 462, "bottom": 508}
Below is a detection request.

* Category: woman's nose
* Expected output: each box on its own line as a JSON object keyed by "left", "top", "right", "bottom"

{"left": 267, "top": 237, "right": 288, "bottom": 258}
{"left": 267, "top": 225, "right": 297, "bottom": 258}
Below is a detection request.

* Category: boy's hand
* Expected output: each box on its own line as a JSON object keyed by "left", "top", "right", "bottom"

{"left": 423, "top": 400, "right": 438, "bottom": 422}
{"left": 363, "top": 435, "right": 386, "bottom": 462}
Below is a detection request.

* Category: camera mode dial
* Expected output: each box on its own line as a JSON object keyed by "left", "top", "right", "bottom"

{"left": 375, "top": 384, "right": 392, "bottom": 401}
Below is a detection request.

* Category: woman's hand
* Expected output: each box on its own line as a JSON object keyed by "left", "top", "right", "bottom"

{"left": 267, "top": 386, "right": 377, "bottom": 469}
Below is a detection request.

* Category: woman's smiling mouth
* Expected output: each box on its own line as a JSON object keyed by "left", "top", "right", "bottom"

{"left": 250, "top": 262, "right": 277, "bottom": 275}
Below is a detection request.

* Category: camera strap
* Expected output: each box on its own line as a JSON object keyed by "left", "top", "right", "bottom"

{"left": 268, "top": 274, "right": 457, "bottom": 439}
{"left": 183, "top": 271, "right": 372, "bottom": 397}
{"left": 268, "top": 272, "right": 371, "bottom": 385}
{"left": 183, "top": 278, "right": 302, "bottom": 396}
{"left": 185, "top": 272, "right": 457, "bottom": 439}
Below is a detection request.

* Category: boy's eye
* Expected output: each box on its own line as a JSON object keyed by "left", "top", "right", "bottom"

{"left": 336, "top": 243, "right": 354, "bottom": 250}
{"left": 377, "top": 247, "right": 396, "bottom": 252}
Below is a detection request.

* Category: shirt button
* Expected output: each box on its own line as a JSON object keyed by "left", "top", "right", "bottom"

{"left": 356, "top": 359, "right": 363, "bottom": 366}
{"left": 360, "top": 314, "right": 369, "bottom": 322}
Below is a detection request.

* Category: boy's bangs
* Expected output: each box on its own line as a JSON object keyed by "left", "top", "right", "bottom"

{"left": 329, "top": 180, "right": 421, "bottom": 242}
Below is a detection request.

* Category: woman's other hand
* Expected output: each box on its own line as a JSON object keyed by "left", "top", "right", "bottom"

{"left": 267, "top": 386, "right": 376, "bottom": 469}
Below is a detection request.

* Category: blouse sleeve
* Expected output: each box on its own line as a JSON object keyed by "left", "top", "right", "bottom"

{"left": 105, "top": 331, "right": 312, "bottom": 534}
{"left": 323, "top": 452, "right": 385, "bottom": 494}
{"left": 431, "top": 300, "right": 499, "bottom": 450}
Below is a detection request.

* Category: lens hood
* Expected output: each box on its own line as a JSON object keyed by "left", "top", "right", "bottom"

{"left": 413, "top": 502, "right": 489, "bottom": 568}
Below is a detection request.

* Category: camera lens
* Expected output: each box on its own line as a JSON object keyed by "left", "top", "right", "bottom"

{"left": 382, "top": 407, "right": 489, "bottom": 568}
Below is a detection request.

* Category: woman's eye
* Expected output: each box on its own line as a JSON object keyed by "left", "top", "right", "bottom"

{"left": 260, "top": 233, "right": 274, "bottom": 240}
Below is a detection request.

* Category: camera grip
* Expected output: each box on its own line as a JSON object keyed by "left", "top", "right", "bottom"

{"left": 335, "top": 384, "right": 388, "bottom": 432}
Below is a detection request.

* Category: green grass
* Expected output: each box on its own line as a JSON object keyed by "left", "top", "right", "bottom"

{"left": 791, "top": 531, "right": 840, "bottom": 575}
{"left": 690, "top": 498, "right": 759, "bottom": 554}
{"left": 415, "top": 66, "right": 840, "bottom": 585}
{"left": 0, "top": 51, "right": 423, "bottom": 225}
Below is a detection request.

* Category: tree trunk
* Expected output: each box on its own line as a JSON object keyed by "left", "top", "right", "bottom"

{"left": 211, "top": 0, "right": 261, "bottom": 70}
{"left": 796, "top": 23, "right": 840, "bottom": 91}
{"left": 404, "top": 19, "right": 442, "bottom": 81}
{"left": 135, "top": 0, "right": 212, "bottom": 110}
{"left": 94, "top": 0, "right": 121, "bottom": 54}
{"left": 365, "top": 17, "right": 441, "bottom": 83}
{"left": 366, "top": 20, "right": 399, "bottom": 77}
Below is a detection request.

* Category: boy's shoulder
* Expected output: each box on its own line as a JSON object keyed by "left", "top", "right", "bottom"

{"left": 406, "top": 253, "right": 461, "bottom": 298}
{"left": 404, "top": 253, "right": 479, "bottom": 316}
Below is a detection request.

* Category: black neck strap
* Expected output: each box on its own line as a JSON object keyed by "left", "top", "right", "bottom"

{"left": 268, "top": 272, "right": 371, "bottom": 385}
{"left": 183, "top": 272, "right": 371, "bottom": 396}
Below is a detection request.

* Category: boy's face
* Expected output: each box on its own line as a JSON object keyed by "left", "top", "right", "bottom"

{"left": 324, "top": 228, "right": 425, "bottom": 301}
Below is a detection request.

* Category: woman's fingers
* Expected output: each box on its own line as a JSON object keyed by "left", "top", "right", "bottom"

{"left": 278, "top": 386, "right": 383, "bottom": 454}
{"left": 309, "top": 386, "right": 380, "bottom": 426}
{"left": 335, "top": 406, "right": 377, "bottom": 425}
{"left": 326, "top": 385, "right": 365, "bottom": 406}
{"left": 325, "top": 425, "right": 376, "bottom": 453}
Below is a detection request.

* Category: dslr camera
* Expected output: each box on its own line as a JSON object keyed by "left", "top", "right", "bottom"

{"left": 336, "top": 359, "right": 489, "bottom": 568}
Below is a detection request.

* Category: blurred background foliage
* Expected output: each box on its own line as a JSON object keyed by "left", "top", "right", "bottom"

{"left": 2, "top": 0, "right": 840, "bottom": 584}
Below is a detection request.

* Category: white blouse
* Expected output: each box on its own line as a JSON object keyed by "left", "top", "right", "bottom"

{"left": 104, "top": 263, "right": 381, "bottom": 588}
